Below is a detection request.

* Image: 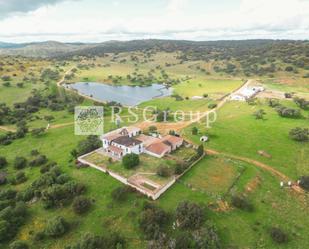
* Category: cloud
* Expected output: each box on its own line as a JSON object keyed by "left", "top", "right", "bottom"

{"left": 0, "top": 0, "right": 74, "bottom": 18}
{"left": 0, "top": 0, "right": 309, "bottom": 42}
{"left": 166, "top": 0, "right": 190, "bottom": 16}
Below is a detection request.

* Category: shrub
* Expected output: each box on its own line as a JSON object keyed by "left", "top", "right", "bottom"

{"left": 9, "top": 240, "right": 29, "bottom": 249}
{"left": 122, "top": 153, "right": 139, "bottom": 169}
{"left": 191, "top": 127, "right": 198, "bottom": 135}
{"left": 270, "top": 227, "right": 288, "bottom": 244}
{"left": 111, "top": 186, "right": 130, "bottom": 202}
{"left": 44, "top": 216, "right": 69, "bottom": 238}
{"left": 197, "top": 144, "right": 204, "bottom": 157}
{"left": 293, "top": 97, "right": 309, "bottom": 110}
{"left": 31, "top": 128, "right": 46, "bottom": 137}
{"left": 289, "top": 127, "right": 309, "bottom": 142}
{"left": 0, "top": 220, "right": 10, "bottom": 242}
{"left": 0, "top": 172, "right": 7, "bottom": 185}
{"left": 0, "top": 157, "right": 8, "bottom": 168}
{"left": 71, "top": 135, "right": 101, "bottom": 158}
{"left": 139, "top": 203, "right": 169, "bottom": 239}
{"left": 29, "top": 155, "right": 48, "bottom": 167}
{"left": 231, "top": 195, "right": 254, "bottom": 211}
{"left": 14, "top": 171, "right": 27, "bottom": 184}
{"left": 276, "top": 106, "right": 301, "bottom": 118}
{"left": 253, "top": 109, "right": 266, "bottom": 119}
{"left": 14, "top": 157, "right": 27, "bottom": 170}
{"left": 285, "top": 66, "right": 294, "bottom": 72}
{"left": 176, "top": 201, "right": 205, "bottom": 230}
{"left": 156, "top": 165, "right": 171, "bottom": 177}
{"left": 72, "top": 196, "right": 92, "bottom": 214}
{"left": 208, "top": 103, "right": 217, "bottom": 109}
{"left": 299, "top": 176, "right": 309, "bottom": 191}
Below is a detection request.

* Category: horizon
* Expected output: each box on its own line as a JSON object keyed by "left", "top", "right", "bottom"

{"left": 1, "top": 0, "right": 309, "bottom": 43}
{"left": 1, "top": 38, "right": 309, "bottom": 45}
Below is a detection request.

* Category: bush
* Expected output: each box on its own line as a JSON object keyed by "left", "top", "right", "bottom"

{"left": 72, "top": 196, "right": 92, "bottom": 214}
{"left": 0, "top": 172, "right": 7, "bottom": 185}
{"left": 191, "top": 127, "right": 198, "bottom": 135}
{"left": 9, "top": 240, "right": 29, "bottom": 249}
{"left": 276, "top": 106, "right": 301, "bottom": 118}
{"left": 111, "top": 186, "right": 130, "bottom": 202}
{"left": 289, "top": 127, "right": 309, "bottom": 142}
{"left": 71, "top": 135, "right": 101, "bottom": 158}
{"left": 44, "top": 216, "right": 69, "bottom": 238}
{"left": 270, "top": 227, "right": 288, "bottom": 244}
{"left": 14, "top": 171, "right": 27, "bottom": 184}
{"left": 231, "top": 195, "right": 254, "bottom": 211}
{"left": 176, "top": 201, "right": 205, "bottom": 230}
{"left": 208, "top": 103, "right": 217, "bottom": 109}
{"left": 29, "top": 155, "right": 48, "bottom": 167}
{"left": 14, "top": 157, "right": 27, "bottom": 170}
{"left": 0, "top": 157, "right": 7, "bottom": 168}
{"left": 139, "top": 203, "right": 169, "bottom": 240}
{"left": 156, "top": 165, "right": 171, "bottom": 177}
{"left": 122, "top": 153, "right": 139, "bottom": 169}
{"left": 197, "top": 144, "right": 204, "bottom": 157}
{"left": 299, "top": 176, "right": 309, "bottom": 191}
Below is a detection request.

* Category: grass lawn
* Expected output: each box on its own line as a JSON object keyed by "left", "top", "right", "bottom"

{"left": 185, "top": 100, "right": 309, "bottom": 178}
{"left": 139, "top": 96, "right": 213, "bottom": 112}
{"left": 158, "top": 155, "right": 309, "bottom": 249}
{"left": 174, "top": 79, "right": 244, "bottom": 98}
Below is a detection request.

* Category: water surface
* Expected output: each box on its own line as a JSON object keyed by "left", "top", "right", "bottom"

{"left": 66, "top": 82, "right": 172, "bottom": 106}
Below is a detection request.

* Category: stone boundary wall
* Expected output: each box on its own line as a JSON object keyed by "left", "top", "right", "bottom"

{"left": 78, "top": 150, "right": 205, "bottom": 200}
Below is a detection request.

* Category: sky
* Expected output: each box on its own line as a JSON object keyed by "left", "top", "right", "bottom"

{"left": 0, "top": 0, "right": 308, "bottom": 43}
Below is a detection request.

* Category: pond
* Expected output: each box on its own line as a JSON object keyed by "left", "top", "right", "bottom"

{"left": 66, "top": 82, "right": 172, "bottom": 106}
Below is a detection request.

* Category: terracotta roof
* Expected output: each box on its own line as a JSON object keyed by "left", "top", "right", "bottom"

{"left": 108, "top": 145, "right": 123, "bottom": 154}
{"left": 112, "top": 136, "right": 142, "bottom": 147}
{"left": 146, "top": 142, "right": 170, "bottom": 156}
{"left": 161, "top": 135, "right": 183, "bottom": 145}
{"left": 103, "top": 133, "right": 122, "bottom": 141}
{"left": 136, "top": 134, "right": 161, "bottom": 147}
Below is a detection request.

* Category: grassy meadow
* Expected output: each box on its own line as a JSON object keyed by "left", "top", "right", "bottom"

{"left": 0, "top": 51, "right": 308, "bottom": 249}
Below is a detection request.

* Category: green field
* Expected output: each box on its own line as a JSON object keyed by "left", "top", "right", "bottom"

{"left": 186, "top": 100, "right": 309, "bottom": 178}
{"left": 1, "top": 52, "right": 309, "bottom": 249}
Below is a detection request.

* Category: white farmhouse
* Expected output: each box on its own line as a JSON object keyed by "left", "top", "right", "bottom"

{"left": 101, "top": 127, "right": 143, "bottom": 159}
{"left": 231, "top": 86, "right": 264, "bottom": 101}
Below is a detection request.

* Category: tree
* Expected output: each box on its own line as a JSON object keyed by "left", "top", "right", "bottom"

{"left": 148, "top": 126, "right": 157, "bottom": 133}
{"left": 14, "top": 171, "right": 27, "bottom": 184}
{"left": 156, "top": 166, "right": 170, "bottom": 177}
{"left": 197, "top": 144, "right": 204, "bottom": 157}
{"left": 176, "top": 201, "right": 205, "bottom": 230}
{"left": 72, "top": 196, "right": 92, "bottom": 214}
{"left": 44, "top": 216, "right": 69, "bottom": 238}
{"left": 289, "top": 127, "right": 309, "bottom": 142}
{"left": 14, "top": 157, "right": 27, "bottom": 170}
{"left": 0, "top": 157, "right": 7, "bottom": 168}
{"left": 139, "top": 203, "right": 169, "bottom": 240}
{"left": 294, "top": 97, "right": 309, "bottom": 110}
{"left": 270, "top": 227, "right": 288, "bottom": 244}
{"left": 111, "top": 186, "right": 130, "bottom": 202}
{"left": 231, "top": 195, "right": 253, "bottom": 211}
{"left": 31, "top": 128, "right": 46, "bottom": 137}
{"left": 122, "top": 153, "right": 139, "bottom": 169}
{"left": 191, "top": 127, "right": 198, "bottom": 135}
{"left": 208, "top": 103, "right": 217, "bottom": 109}
{"left": 299, "top": 176, "right": 309, "bottom": 191}
{"left": 285, "top": 66, "right": 294, "bottom": 72}
{"left": 0, "top": 220, "right": 10, "bottom": 242}
{"left": 72, "top": 135, "right": 101, "bottom": 158}
{"left": 253, "top": 109, "right": 266, "bottom": 119}
{"left": 9, "top": 240, "right": 29, "bottom": 249}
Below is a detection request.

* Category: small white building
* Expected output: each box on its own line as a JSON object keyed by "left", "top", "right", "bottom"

{"left": 231, "top": 86, "right": 264, "bottom": 101}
